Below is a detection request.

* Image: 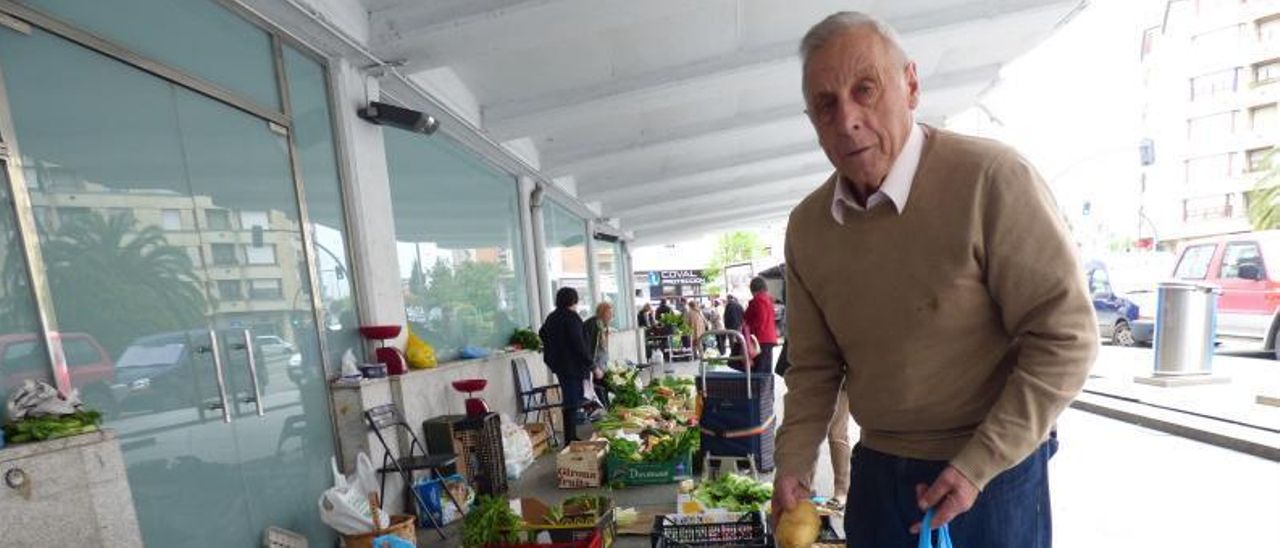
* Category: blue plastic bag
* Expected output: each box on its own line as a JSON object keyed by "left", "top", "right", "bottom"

{"left": 918, "top": 508, "right": 953, "bottom": 548}
{"left": 371, "top": 534, "right": 414, "bottom": 548}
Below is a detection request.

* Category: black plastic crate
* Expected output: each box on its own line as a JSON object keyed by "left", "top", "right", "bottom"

{"left": 650, "top": 512, "right": 773, "bottom": 547}
{"left": 424, "top": 413, "right": 508, "bottom": 495}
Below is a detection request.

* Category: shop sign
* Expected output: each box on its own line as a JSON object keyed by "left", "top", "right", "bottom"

{"left": 658, "top": 270, "right": 705, "bottom": 285}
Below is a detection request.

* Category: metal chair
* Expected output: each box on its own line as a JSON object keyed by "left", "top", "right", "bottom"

{"left": 511, "top": 357, "right": 564, "bottom": 447}
{"left": 364, "top": 404, "right": 464, "bottom": 540}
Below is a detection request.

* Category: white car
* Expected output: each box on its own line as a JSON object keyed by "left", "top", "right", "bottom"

{"left": 254, "top": 335, "right": 295, "bottom": 357}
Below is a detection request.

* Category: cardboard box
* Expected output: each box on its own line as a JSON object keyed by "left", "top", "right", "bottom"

{"left": 557, "top": 440, "right": 608, "bottom": 489}
{"left": 605, "top": 452, "right": 693, "bottom": 487}
{"left": 524, "top": 423, "right": 551, "bottom": 457}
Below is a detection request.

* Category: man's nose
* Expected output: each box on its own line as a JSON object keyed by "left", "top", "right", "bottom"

{"left": 834, "top": 101, "right": 865, "bottom": 135}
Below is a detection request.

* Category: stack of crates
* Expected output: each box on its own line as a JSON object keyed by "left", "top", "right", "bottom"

{"left": 423, "top": 413, "right": 509, "bottom": 495}
{"left": 697, "top": 371, "right": 776, "bottom": 472}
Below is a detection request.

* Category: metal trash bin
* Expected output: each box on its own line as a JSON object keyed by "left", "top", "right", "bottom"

{"left": 1152, "top": 281, "right": 1219, "bottom": 376}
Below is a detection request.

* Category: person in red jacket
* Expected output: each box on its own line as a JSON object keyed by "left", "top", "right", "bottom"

{"left": 744, "top": 276, "right": 779, "bottom": 374}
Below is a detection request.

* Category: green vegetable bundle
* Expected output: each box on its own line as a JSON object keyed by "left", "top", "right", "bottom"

{"left": 644, "top": 427, "right": 700, "bottom": 462}
{"left": 463, "top": 495, "right": 522, "bottom": 547}
{"left": 693, "top": 473, "right": 774, "bottom": 512}
{"left": 3, "top": 410, "right": 101, "bottom": 444}
{"left": 509, "top": 327, "right": 542, "bottom": 352}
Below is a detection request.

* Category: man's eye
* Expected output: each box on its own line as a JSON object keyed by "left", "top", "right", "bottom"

{"left": 856, "top": 84, "right": 875, "bottom": 97}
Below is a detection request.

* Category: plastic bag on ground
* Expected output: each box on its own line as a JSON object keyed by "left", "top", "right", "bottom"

{"left": 500, "top": 414, "right": 535, "bottom": 480}
{"left": 6, "top": 379, "right": 80, "bottom": 420}
{"left": 318, "top": 453, "right": 390, "bottom": 535}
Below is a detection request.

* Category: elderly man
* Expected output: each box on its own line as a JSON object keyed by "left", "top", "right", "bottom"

{"left": 772, "top": 12, "right": 1097, "bottom": 547}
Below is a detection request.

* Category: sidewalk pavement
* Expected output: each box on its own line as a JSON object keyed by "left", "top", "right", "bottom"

{"left": 1076, "top": 346, "right": 1280, "bottom": 460}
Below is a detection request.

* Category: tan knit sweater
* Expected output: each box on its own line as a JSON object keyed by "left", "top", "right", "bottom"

{"left": 776, "top": 127, "right": 1097, "bottom": 489}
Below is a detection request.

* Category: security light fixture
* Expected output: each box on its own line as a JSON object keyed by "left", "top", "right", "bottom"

{"left": 358, "top": 101, "right": 439, "bottom": 135}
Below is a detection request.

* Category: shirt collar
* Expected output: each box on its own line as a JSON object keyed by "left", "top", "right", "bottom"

{"left": 831, "top": 121, "right": 926, "bottom": 224}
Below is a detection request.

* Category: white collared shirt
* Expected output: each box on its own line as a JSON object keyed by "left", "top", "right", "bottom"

{"left": 830, "top": 122, "right": 926, "bottom": 224}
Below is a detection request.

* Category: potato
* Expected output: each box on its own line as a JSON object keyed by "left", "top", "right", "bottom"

{"left": 775, "top": 500, "right": 821, "bottom": 548}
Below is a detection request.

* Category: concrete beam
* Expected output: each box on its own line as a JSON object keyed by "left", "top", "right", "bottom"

{"left": 607, "top": 173, "right": 825, "bottom": 220}
{"left": 374, "top": 0, "right": 700, "bottom": 73}
{"left": 627, "top": 200, "right": 800, "bottom": 233}
{"left": 484, "top": 0, "right": 1078, "bottom": 140}
{"left": 581, "top": 142, "right": 830, "bottom": 201}
{"left": 540, "top": 63, "right": 999, "bottom": 177}
{"left": 631, "top": 211, "right": 793, "bottom": 246}
{"left": 541, "top": 105, "right": 804, "bottom": 177}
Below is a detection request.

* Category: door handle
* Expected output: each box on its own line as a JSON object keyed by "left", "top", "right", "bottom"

{"left": 239, "top": 329, "right": 265, "bottom": 417}
{"left": 205, "top": 329, "right": 232, "bottom": 423}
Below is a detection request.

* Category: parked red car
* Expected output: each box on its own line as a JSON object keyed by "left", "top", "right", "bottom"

{"left": 1163, "top": 231, "right": 1280, "bottom": 355}
{"left": 0, "top": 332, "right": 117, "bottom": 414}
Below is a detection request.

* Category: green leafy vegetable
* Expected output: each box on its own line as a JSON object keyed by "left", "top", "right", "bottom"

{"left": 693, "top": 474, "right": 774, "bottom": 512}
{"left": 2, "top": 410, "right": 101, "bottom": 444}
{"left": 463, "top": 495, "right": 522, "bottom": 547}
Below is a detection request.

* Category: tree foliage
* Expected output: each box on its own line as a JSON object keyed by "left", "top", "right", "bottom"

{"left": 1246, "top": 149, "right": 1280, "bottom": 231}
{"left": 408, "top": 259, "right": 520, "bottom": 351}
{"left": 702, "top": 231, "right": 765, "bottom": 293}
{"left": 2, "top": 212, "right": 206, "bottom": 357}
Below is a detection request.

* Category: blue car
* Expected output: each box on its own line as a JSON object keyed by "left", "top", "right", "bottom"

{"left": 1085, "top": 261, "right": 1153, "bottom": 346}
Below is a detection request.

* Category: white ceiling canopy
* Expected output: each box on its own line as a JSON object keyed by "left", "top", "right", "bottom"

{"left": 358, "top": 0, "right": 1086, "bottom": 244}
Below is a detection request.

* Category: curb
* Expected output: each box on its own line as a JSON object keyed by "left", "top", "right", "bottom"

{"left": 1070, "top": 392, "right": 1280, "bottom": 462}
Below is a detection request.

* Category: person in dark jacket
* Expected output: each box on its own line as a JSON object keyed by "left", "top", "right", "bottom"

{"left": 722, "top": 294, "right": 746, "bottom": 356}
{"left": 655, "top": 298, "right": 673, "bottom": 319}
{"left": 744, "top": 277, "right": 779, "bottom": 374}
{"left": 539, "top": 287, "right": 593, "bottom": 442}
{"left": 637, "top": 303, "right": 656, "bottom": 329}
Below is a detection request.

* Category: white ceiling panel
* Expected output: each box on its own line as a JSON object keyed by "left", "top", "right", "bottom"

{"left": 359, "top": 0, "right": 1085, "bottom": 241}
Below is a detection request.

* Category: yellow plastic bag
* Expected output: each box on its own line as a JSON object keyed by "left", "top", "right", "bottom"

{"left": 405, "top": 328, "right": 437, "bottom": 369}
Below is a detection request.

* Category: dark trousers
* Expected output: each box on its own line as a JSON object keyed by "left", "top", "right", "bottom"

{"left": 556, "top": 372, "right": 585, "bottom": 443}
{"left": 753, "top": 343, "right": 776, "bottom": 375}
{"left": 844, "top": 435, "right": 1057, "bottom": 547}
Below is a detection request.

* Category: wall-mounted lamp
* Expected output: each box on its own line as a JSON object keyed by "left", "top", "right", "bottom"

{"left": 357, "top": 101, "right": 439, "bottom": 135}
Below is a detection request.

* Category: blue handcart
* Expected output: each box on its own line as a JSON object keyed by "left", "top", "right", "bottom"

{"left": 695, "top": 330, "right": 776, "bottom": 480}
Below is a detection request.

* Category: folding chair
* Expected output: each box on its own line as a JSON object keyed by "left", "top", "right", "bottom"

{"left": 364, "top": 404, "right": 464, "bottom": 540}
{"left": 511, "top": 357, "right": 564, "bottom": 447}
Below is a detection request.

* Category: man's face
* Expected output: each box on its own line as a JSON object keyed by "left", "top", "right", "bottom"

{"left": 601, "top": 307, "right": 614, "bottom": 324}
{"left": 803, "top": 28, "right": 920, "bottom": 191}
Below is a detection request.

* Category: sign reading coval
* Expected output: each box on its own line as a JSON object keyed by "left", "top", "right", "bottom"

{"left": 657, "top": 270, "right": 705, "bottom": 285}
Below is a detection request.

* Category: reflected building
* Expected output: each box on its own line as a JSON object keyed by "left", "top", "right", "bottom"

{"left": 20, "top": 160, "right": 310, "bottom": 354}
{"left": 1139, "top": 0, "right": 1280, "bottom": 245}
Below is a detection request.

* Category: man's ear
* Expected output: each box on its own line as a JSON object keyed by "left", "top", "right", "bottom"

{"left": 904, "top": 61, "right": 921, "bottom": 110}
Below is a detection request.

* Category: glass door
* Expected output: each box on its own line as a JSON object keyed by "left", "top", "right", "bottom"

{"left": 0, "top": 23, "right": 336, "bottom": 547}
{"left": 171, "top": 83, "right": 335, "bottom": 542}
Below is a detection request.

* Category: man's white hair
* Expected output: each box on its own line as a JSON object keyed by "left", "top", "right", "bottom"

{"left": 799, "top": 11, "right": 909, "bottom": 94}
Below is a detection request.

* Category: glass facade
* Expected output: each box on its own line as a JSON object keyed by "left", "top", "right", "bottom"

{"left": 0, "top": 7, "right": 341, "bottom": 546}
{"left": 24, "top": 0, "right": 281, "bottom": 109}
{"left": 0, "top": 0, "right": 634, "bottom": 545}
{"left": 593, "top": 238, "right": 630, "bottom": 328}
{"left": 385, "top": 130, "right": 530, "bottom": 361}
{"left": 282, "top": 45, "right": 361, "bottom": 370}
{"left": 544, "top": 200, "right": 592, "bottom": 318}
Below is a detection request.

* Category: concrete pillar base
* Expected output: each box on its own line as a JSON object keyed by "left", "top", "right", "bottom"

{"left": 1133, "top": 374, "right": 1231, "bottom": 387}
{"left": 1256, "top": 394, "right": 1280, "bottom": 407}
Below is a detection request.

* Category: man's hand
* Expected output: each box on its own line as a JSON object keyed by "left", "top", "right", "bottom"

{"left": 592, "top": 368, "right": 604, "bottom": 380}
{"left": 771, "top": 474, "right": 813, "bottom": 524}
{"left": 910, "top": 466, "right": 979, "bottom": 534}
